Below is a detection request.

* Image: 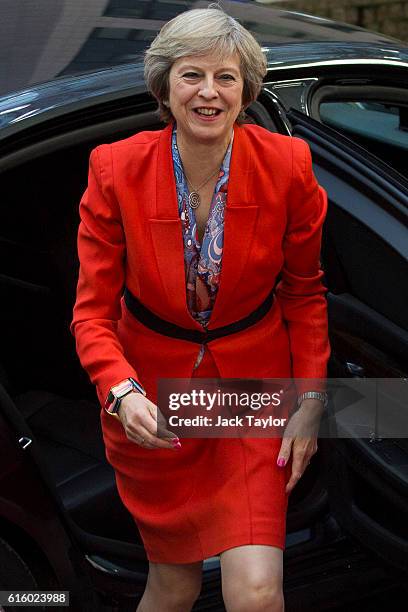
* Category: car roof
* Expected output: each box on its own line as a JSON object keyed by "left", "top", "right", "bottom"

{"left": 1, "top": 0, "right": 405, "bottom": 97}
{"left": 1, "top": 3, "right": 407, "bottom": 141}
{"left": 1, "top": 40, "right": 408, "bottom": 143}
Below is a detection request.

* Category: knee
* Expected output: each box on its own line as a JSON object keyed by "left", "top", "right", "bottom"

{"left": 142, "top": 561, "right": 203, "bottom": 612}
{"left": 223, "top": 580, "right": 284, "bottom": 612}
{"left": 165, "top": 586, "right": 201, "bottom": 610}
{"left": 147, "top": 578, "right": 202, "bottom": 611}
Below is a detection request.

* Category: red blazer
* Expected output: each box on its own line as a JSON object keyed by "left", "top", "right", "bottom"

{"left": 71, "top": 122, "right": 330, "bottom": 411}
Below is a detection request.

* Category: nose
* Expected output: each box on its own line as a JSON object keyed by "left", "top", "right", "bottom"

{"left": 198, "top": 75, "right": 218, "bottom": 99}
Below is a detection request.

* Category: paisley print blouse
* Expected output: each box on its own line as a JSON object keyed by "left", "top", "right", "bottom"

{"left": 171, "top": 123, "right": 234, "bottom": 368}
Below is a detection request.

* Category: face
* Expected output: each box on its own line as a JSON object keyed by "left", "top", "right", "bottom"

{"left": 167, "top": 52, "right": 244, "bottom": 147}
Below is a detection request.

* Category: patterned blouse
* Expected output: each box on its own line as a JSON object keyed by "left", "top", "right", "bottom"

{"left": 171, "top": 123, "right": 234, "bottom": 368}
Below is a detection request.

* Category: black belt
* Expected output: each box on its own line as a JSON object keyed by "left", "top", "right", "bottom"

{"left": 123, "top": 287, "right": 275, "bottom": 344}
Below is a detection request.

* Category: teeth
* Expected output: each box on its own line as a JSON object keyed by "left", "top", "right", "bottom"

{"left": 196, "top": 108, "right": 218, "bottom": 116}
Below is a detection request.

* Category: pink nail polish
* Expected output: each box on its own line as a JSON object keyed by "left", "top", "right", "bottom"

{"left": 277, "top": 457, "right": 286, "bottom": 467}
{"left": 171, "top": 439, "right": 181, "bottom": 448}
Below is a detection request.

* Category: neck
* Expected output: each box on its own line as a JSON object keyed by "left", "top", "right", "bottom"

{"left": 176, "top": 128, "right": 233, "bottom": 186}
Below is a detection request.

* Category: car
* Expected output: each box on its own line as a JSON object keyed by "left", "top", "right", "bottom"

{"left": 1, "top": 1, "right": 408, "bottom": 610}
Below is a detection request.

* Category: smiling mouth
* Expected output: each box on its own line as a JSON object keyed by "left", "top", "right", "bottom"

{"left": 194, "top": 108, "right": 222, "bottom": 117}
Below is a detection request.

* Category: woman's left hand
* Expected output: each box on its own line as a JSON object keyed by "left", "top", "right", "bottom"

{"left": 277, "top": 399, "right": 325, "bottom": 495}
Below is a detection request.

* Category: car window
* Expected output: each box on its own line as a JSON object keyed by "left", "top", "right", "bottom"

{"left": 319, "top": 100, "right": 408, "bottom": 178}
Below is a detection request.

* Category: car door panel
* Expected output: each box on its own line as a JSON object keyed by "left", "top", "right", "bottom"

{"left": 286, "top": 109, "right": 408, "bottom": 574}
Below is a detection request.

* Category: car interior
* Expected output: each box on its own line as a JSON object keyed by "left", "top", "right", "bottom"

{"left": 1, "top": 88, "right": 408, "bottom": 585}
{"left": 310, "top": 85, "right": 408, "bottom": 179}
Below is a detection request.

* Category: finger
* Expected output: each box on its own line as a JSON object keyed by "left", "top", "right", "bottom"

{"left": 121, "top": 396, "right": 181, "bottom": 448}
{"left": 126, "top": 423, "right": 181, "bottom": 450}
{"left": 285, "top": 470, "right": 302, "bottom": 495}
{"left": 137, "top": 411, "right": 179, "bottom": 446}
{"left": 290, "top": 450, "right": 305, "bottom": 477}
{"left": 130, "top": 400, "right": 163, "bottom": 432}
{"left": 284, "top": 446, "right": 306, "bottom": 493}
{"left": 122, "top": 422, "right": 156, "bottom": 448}
{"left": 276, "top": 437, "right": 293, "bottom": 467}
{"left": 156, "top": 414, "right": 180, "bottom": 441}
{"left": 285, "top": 448, "right": 313, "bottom": 493}
{"left": 144, "top": 402, "right": 182, "bottom": 442}
{"left": 123, "top": 406, "right": 179, "bottom": 449}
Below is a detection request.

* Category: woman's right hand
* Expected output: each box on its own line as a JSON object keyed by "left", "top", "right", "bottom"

{"left": 117, "top": 392, "right": 181, "bottom": 450}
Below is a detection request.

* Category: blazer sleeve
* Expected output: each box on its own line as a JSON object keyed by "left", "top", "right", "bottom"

{"left": 275, "top": 137, "right": 330, "bottom": 391}
{"left": 70, "top": 145, "right": 139, "bottom": 407}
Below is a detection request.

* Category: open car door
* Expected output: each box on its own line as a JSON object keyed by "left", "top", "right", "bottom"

{"left": 285, "top": 107, "right": 408, "bottom": 576}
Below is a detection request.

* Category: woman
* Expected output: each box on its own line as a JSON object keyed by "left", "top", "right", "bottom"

{"left": 71, "top": 7, "right": 330, "bottom": 612}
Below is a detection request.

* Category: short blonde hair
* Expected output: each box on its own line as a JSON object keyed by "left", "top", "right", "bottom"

{"left": 144, "top": 7, "right": 267, "bottom": 123}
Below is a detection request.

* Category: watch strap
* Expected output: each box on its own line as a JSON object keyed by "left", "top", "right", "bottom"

{"left": 105, "top": 377, "right": 146, "bottom": 418}
{"left": 297, "top": 391, "right": 328, "bottom": 408}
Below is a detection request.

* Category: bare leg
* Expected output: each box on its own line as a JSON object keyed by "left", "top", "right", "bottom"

{"left": 220, "top": 545, "right": 284, "bottom": 612}
{"left": 136, "top": 559, "right": 203, "bottom": 612}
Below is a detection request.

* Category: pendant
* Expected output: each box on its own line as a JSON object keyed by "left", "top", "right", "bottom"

{"left": 189, "top": 191, "right": 200, "bottom": 209}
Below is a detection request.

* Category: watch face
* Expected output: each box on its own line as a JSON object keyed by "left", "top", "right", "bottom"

{"left": 106, "top": 378, "right": 145, "bottom": 415}
{"left": 116, "top": 384, "right": 133, "bottom": 399}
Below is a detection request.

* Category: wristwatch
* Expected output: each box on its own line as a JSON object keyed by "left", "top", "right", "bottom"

{"left": 297, "top": 391, "right": 328, "bottom": 409}
{"left": 105, "top": 377, "right": 146, "bottom": 420}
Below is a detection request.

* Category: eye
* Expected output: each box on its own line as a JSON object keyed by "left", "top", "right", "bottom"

{"left": 182, "top": 72, "right": 200, "bottom": 79}
{"left": 218, "top": 74, "right": 235, "bottom": 81}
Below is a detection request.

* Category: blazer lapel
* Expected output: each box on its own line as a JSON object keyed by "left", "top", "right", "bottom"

{"left": 149, "top": 124, "right": 201, "bottom": 328}
{"left": 149, "top": 123, "right": 259, "bottom": 330}
{"left": 208, "top": 124, "right": 259, "bottom": 328}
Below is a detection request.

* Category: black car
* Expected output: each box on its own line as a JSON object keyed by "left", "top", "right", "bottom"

{"left": 1, "top": 2, "right": 408, "bottom": 610}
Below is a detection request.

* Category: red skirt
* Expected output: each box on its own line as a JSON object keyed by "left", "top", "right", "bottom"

{"left": 101, "top": 349, "right": 293, "bottom": 564}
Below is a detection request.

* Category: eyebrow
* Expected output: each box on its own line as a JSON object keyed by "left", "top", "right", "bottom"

{"left": 177, "top": 64, "right": 240, "bottom": 75}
